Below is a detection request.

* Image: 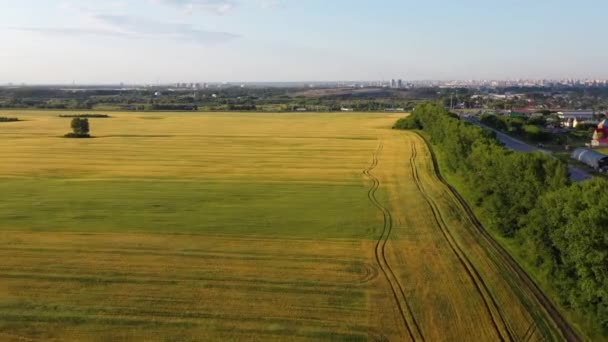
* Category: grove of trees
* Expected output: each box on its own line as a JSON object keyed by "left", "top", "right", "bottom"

{"left": 394, "top": 103, "right": 607, "bottom": 333}
{"left": 65, "top": 118, "right": 90, "bottom": 138}
{"left": 480, "top": 114, "right": 552, "bottom": 142}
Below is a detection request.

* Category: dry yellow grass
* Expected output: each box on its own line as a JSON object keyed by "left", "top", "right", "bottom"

{"left": 373, "top": 131, "right": 563, "bottom": 341}
{"left": 0, "top": 232, "right": 385, "bottom": 341}
{"left": 0, "top": 110, "right": 395, "bottom": 182}
{"left": 0, "top": 110, "right": 565, "bottom": 340}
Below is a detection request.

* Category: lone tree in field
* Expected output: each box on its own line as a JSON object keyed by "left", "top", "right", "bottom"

{"left": 65, "top": 118, "right": 91, "bottom": 138}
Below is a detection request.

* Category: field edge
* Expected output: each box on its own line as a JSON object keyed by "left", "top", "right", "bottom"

{"left": 414, "top": 131, "right": 584, "bottom": 341}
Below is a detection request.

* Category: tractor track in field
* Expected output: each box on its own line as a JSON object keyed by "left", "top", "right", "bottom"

{"left": 364, "top": 143, "right": 425, "bottom": 342}
{"left": 358, "top": 263, "right": 380, "bottom": 284}
{"left": 409, "top": 142, "right": 515, "bottom": 342}
{"left": 414, "top": 132, "right": 581, "bottom": 342}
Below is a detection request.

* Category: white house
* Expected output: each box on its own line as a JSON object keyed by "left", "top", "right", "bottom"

{"left": 564, "top": 117, "right": 579, "bottom": 128}
{"left": 557, "top": 111, "right": 595, "bottom": 120}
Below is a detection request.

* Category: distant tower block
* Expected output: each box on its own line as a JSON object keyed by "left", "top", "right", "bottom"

{"left": 591, "top": 119, "right": 608, "bottom": 147}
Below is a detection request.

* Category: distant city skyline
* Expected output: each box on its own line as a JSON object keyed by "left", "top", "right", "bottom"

{"left": 4, "top": 78, "right": 608, "bottom": 88}
{"left": 2, "top": 0, "right": 608, "bottom": 83}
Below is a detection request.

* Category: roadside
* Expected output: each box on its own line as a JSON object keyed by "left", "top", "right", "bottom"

{"left": 462, "top": 116, "right": 592, "bottom": 182}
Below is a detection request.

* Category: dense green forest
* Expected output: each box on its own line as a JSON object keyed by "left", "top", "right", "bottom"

{"left": 394, "top": 104, "right": 607, "bottom": 335}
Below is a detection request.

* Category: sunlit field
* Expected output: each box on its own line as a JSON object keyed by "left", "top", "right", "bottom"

{"left": 0, "top": 111, "right": 565, "bottom": 340}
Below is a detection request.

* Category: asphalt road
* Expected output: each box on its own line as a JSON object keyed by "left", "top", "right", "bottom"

{"left": 463, "top": 117, "right": 592, "bottom": 182}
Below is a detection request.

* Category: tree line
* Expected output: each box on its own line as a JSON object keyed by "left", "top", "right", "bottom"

{"left": 0, "top": 86, "right": 431, "bottom": 112}
{"left": 394, "top": 103, "right": 607, "bottom": 334}
{"left": 59, "top": 114, "right": 109, "bottom": 118}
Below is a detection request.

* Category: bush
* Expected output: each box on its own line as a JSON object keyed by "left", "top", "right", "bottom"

{"left": 0, "top": 117, "right": 19, "bottom": 122}
{"left": 63, "top": 132, "right": 91, "bottom": 138}
{"left": 480, "top": 114, "right": 508, "bottom": 131}
{"left": 149, "top": 104, "right": 198, "bottom": 111}
{"left": 227, "top": 104, "right": 257, "bottom": 111}
{"left": 65, "top": 118, "right": 91, "bottom": 138}
{"left": 523, "top": 124, "right": 551, "bottom": 142}
{"left": 392, "top": 116, "right": 420, "bottom": 129}
{"left": 522, "top": 179, "right": 608, "bottom": 331}
{"left": 59, "top": 114, "right": 109, "bottom": 118}
{"left": 528, "top": 115, "right": 547, "bottom": 126}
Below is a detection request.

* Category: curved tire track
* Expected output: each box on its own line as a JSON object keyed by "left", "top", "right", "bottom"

{"left": 358, "top": 263, "right": 380, "bottom": 284}
{"left": 364, "top": 143, "right": 425, "bottom": 341}
{"left": 409, "top": 142, "right": 514, "bottom": 342}
{"left": 414, "top": 132, "right": 581, "bottom": 342}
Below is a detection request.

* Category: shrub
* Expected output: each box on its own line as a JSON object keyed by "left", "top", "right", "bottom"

{"left": 392, "top": 116, "right": 420, "bottom": 130}
{"left": 59, "top": 114, "right": 109, "bottom": 118}
{"left": 523, "top": 124, "right": 551, "bottom": 142}
{"left": 65, "top": 118, "right": 91, "bottom": 138}
{"left": 63, "top": 132, "right": 91, "bottom": 138}
{"left": 528, "top": 115, "right": 547, "bottom": 126}
{"left": 480, "top": 114, "right": 508, "bottom": 131}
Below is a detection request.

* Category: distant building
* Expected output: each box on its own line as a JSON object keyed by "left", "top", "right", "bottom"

{"left": 558, "top": 111, "right": 596, "bottom": 120}
{"left": 390, "top": 79, "right": 396, "bottom": 88}
{"left": 571, "top": 148, "right": 608, "bottom": 171}
{"left": 510, "top": 108, "right": 537, "bottom": 117}
{"left": 398, "top": 79, "right": 403, "bottom": 89}
{"left": 341, "top": 107, "right": 354, "bottom": 112}
{"left": 564, "top": 117, "right": 579, "bottom": 128}
{"left": 591, "top": 119, "right": 608, "bottom": 147}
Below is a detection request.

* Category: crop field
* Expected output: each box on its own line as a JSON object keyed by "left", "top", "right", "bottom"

{"left": 0, "top": 111, "right": 571, "bottom": 341}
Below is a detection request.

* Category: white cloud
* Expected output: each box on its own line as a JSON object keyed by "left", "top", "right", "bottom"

{"left": 257, "top": 0, "right": 282, "bottom": 9}
{"left": 152, "top": 0, "right": 236, "bottom": 15}
{"left": 7, "top": 13, "right": 239, "bottom": 44}
{"left": 151, "top": 0, "right": 283, "bottom": 14}
{"left": 6, "top": 2, "right": 240, "bottom": 44}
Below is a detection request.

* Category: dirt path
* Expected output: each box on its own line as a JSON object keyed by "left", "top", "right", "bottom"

{"left": 409, "top": 142, "right": 514, "bottom": 341}
{"left": 364, "top": 143, "right": 425, "bottom": 341}
{"left": 366, "top": 129, "right": 577, "bottom": 341}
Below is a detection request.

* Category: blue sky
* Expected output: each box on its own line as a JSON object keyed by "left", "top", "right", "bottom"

{"left": 1, "top": 0, "right": 607, "bottom": 83}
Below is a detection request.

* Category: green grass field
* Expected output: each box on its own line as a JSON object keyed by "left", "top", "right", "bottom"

{"left": 0, "top": 179, "right": 376, "bottom": 237}
{"left": 0, "top": 110, "right": 572, "bottom": 341}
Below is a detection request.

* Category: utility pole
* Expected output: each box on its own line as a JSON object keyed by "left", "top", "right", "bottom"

{"left": 450, "top": 94, "right": 454, "bottom": 110}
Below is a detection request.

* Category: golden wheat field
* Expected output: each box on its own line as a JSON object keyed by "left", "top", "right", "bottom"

{"left": 0, "top": 110, "right": 566, "bottom": 341}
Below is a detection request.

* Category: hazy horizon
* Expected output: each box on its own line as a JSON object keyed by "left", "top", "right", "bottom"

{"left": 2, "top": 0, "right": 608, "bottom": 84}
